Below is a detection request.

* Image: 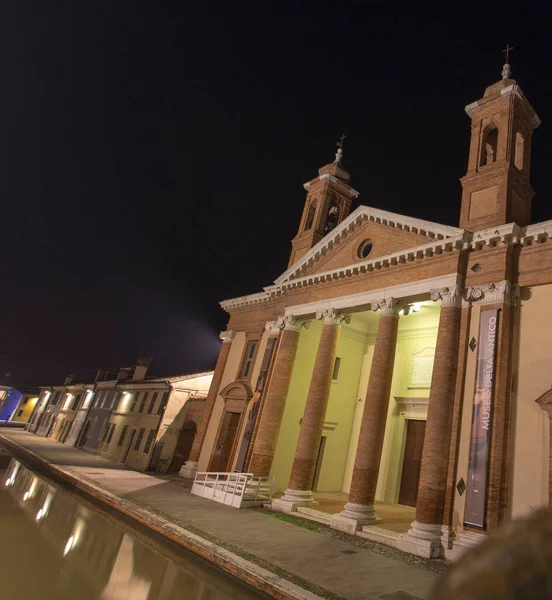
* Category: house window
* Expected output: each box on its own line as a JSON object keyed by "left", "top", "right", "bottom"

{"left": 143, "top": 429, "right": 156, "bottom": 454}
{"left": 130, "top": 393, "right": 140, "bottom": 412}
{"left": 332, "top": 357, "right": 342, "bottom": 381}
{"left": 22, "top": 398, "right": 28, "bottom": 405}
{"left": 99, "top": 419, "right": 109, "bottom": 443}
{"left": 17, "top": 409, "right": 23, "bottom": 417}
{"left": 134, "top": 428, "right": 146, "bottom": 451}
{"left": 118, "top": 425, "right": 128, "bottom": 446}
{"left": 240, "top": 341, "right": 258, "bottom": 378}
{"left": 106, "top": 423, "right": 116, "bottom": 444}
{"left": 139, "top": 393, "right": 149, "bottom": 413}
{"left": 157, "top": 392, "right": 170, "bottom": 415}
{"left": 112, "top": 392, "right": 121, "bottom": 411}
{"left": 147, "top": 392, "right": 158, "bottom": 414}
{"left": 71, "top": 394, "right": 82, "bottom": 411}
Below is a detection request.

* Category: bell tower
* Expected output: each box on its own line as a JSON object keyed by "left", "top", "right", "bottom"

{"left": 289, "top": 139, "right": 359, "bottom": 267}
{"left": 459, "top": 53, "right": 541, "bottom": 230}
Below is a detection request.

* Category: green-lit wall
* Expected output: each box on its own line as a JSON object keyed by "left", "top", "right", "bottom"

{"left": 270, "top": 304, "right": 440, "bottom": 500}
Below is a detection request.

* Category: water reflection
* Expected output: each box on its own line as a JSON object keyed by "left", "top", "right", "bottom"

{"left": 0, "top": 459, "right": 264, "bottom": 600}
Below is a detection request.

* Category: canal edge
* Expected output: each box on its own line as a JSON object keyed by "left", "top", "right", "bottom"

{"left": 0, "top": 434, "right": 333, "bottom": 600}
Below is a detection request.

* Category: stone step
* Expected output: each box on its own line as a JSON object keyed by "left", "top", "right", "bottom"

{"left": 357, "top": 525, "right": 401, "bottom": 548}
{"left": 295, "top": 506, "right": 332, "bottom": 525}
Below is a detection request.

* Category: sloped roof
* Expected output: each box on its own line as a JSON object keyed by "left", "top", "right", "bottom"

{"left": 275, "top": 205, "right": 464, "bottom": 285}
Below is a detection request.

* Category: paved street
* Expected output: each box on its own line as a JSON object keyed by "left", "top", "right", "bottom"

{"left": 0, "top": 430, "right": 440, "bottom": 600}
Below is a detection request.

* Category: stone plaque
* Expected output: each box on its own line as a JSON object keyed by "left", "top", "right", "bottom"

{"left": 409, "top": 347, "right": 435, "bottom": 388}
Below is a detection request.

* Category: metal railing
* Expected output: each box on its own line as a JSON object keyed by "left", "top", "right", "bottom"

{"left": 191, "top": 472, "right": 274, "bottom": 508}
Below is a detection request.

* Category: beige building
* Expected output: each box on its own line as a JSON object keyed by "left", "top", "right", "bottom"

{"left": 181, "top": 62, "right": 552, "bottom": 561}
{"left": 98, "top": 372, "right": 213, "bottom": 472}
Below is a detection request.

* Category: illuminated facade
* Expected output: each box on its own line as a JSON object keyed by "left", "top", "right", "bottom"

{"left": 27, "top": 368, "right": 213, "bottom": 473}
{"left": 185, "top": 63, "right": 552, "bottom": 560}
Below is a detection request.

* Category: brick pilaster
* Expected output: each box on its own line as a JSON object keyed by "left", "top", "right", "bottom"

{"left": 179, "top": 330, "right": 235, "bottom": 478}
{"left": 272, "top": 309, "right": 349, "bottom": 512}
{"left": 333, "top": 298, "right": 400, "bottom": 529}
{"left": 249, "top": 316, "right": 307, "bottom": 477}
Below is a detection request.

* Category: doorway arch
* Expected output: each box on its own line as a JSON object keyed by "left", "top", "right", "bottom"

{"left": 77, "top": 419, "right": 91, "bottom": 448}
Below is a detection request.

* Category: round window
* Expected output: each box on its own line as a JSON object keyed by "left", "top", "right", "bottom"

{"left": 357, "top": 239, "right": 373, "bottom": 259}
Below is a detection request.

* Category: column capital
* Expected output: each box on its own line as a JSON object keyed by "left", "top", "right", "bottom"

{"left": 371, "top": 297, "right": 401, "bottom": 317}
{"left": 315, "top": 308, "right": 351, "bottom": 326}
{"left": 465, "top": 280, "right": 514, "bottom": 305}
{"left": 219, "top": 330, "right": 236, "bottom": 343}
{"left": 265, "top": 320, "right": 281, "bottom": 334}
{"left": 275, "top": 315, "right": 310, "bottom": 332}
{"left": 430, "top": 285, "right": 462, "bottom": 307}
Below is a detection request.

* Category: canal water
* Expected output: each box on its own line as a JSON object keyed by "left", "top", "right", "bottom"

{"left": 0, "top": 454, "right": 269, "bottom": 600}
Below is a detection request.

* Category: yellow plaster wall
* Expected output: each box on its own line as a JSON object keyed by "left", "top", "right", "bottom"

{"left": 375, "top": 306, "right": 438, "bottom": 503}
{"left": 316, "top": 327, "right": 366, "bottom": 492}
{"left": 511, "top": 285, "right": 552, "bottom": 517}
{"left": 198, "top": 332, "right": 246, "bottom": 470}
{"left": 12, "top": 395, "right": 38, "bottom": 423}
{"left": 269, "top": 305, "right": 439, "bottom": 497}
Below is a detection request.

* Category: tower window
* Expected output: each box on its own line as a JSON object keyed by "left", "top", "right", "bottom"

{"left": 324, "top": 203, "right": 339, "bottom": 234}
{"left": 514, "top": 131, "right": 524, "bottom": 170}
{"left": 480, "top": 126, "right": 498, "bottom": 166}
{"left": 304, "top": 202, "right": 316, "bottom": 231}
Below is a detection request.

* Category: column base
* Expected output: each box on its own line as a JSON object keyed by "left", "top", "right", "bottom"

{"left": 330, "top": 503, "right": 382, "bottom": 534}
{"left": 179, "top": 461, "right": 198, "bottom": 480}
{"left": 271, "top": 489, "right": 317, "bottom": 514}
{"left": 397, "top": 520, "right": 443, "bottom": 559}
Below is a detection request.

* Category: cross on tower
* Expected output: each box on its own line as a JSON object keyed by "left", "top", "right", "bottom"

{"left": 502, "top": 44, "right": 514, "bottom": 63}
{"left": 336, "top": 133, "right": 346, "bottom": 150}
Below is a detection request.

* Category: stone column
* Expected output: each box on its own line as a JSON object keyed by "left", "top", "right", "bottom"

{"left": 248, "top": 316, "right": 307, "bottom": 477}
{"left": 399, "top": 285, "right": 462, "bottom": 558}
{"left": 272, "top": 309, "right": 349, "bottom": 513}
{"left": 179, "top": 330, "right": 235, "bottom": 479}
{"left": 331, "top": 297, "right": 400, "bottom": 534}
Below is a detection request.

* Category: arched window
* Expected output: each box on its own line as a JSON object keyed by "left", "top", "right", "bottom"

{"left": 324, "top": 203, "right": 339, "bottom": 234}
{"left": 514, "top": 131, "right": 524, "bottom": 170}
{"left": 480, "top": 126, "right": 498, "bottom": 166}
{"left": 304, "top": 202, "right": 316, "bottom": 231}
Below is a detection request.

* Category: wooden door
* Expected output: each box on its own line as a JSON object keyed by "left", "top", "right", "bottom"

{"left": 209, "top": 412, "right": 241, "bottom": 472}
{"left": 169, "top": 422, "right": 197, "bottom": 472}
{"left": 399, "top": 419, "right": 426, "bottom": 507}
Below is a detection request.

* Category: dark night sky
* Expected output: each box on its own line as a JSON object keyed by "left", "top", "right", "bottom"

{"left": 2, "top": 2, "right": 552, "bottom": 387}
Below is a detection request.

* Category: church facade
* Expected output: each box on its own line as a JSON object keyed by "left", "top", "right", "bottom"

{"left": 181, "top": 63, "right": 552, "bottom": 560}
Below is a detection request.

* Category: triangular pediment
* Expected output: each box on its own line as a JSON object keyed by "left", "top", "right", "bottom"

{"left": 275, "top": 205, "right": 463, "bottom": 284}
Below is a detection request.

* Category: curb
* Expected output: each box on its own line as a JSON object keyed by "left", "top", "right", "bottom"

{"left": 0, "top": 434, "right": 325, "bottom": 600}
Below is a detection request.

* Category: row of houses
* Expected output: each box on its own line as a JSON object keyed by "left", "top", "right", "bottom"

{"left": 26, "top": 361, "right": 213, "bottom": 473}
{"left": 0, "top": 383, "right": 39, "bottom": 424}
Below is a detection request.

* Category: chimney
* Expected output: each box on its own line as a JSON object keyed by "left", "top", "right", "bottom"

{"left": 132, "top": 357, "right": 150, "bottom": 381}
{"left": 64, "top": 374, "right": 74, "bottom": 385}
{"left": 95, "top": 368, "right": 108, "bottom": 382}
{"left": 117, "top": 367, "right": 132, "bottom": 382}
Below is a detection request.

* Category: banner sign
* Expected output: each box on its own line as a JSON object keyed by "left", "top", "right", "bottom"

{"left": 234, "top": 337, "right": 277, "bottom": 472}
{"left": 464, "top": 309, "right": 499, "bottom": 529}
